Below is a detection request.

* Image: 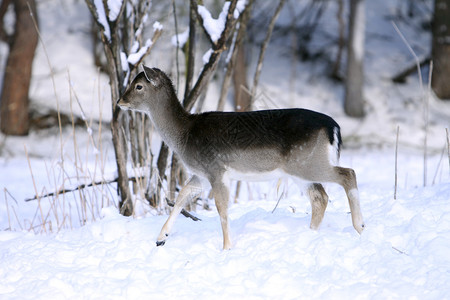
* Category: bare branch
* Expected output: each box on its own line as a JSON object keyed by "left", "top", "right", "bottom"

{"left": 166, "top": 198, "right": 202, "bottom": 221}
{"left": 24, "top": 177, "right": 129, "bottom": 202}
{"left": 129, "top": 28, "right": 163, "bottom": 68}
{"left": 183, "top": 0, "right": 197, "bottom": 102}
{"left": 183, "top": 0, "right": 239, "bottom": 110}
{"left": 24, "top": 176, "right": 201, "bottom": 222}
{"left": 194, "top": 1, "right": 215, "bottom": 47}
{"left": 251, "top": 0, "right": 286, "bottom": 102}
{"left": 217, "top": 0, "right": 253, "bottom": 110}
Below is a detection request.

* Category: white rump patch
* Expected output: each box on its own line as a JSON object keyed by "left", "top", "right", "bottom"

{"left": 328, "top": 127, "right": 340, "bottom": 166}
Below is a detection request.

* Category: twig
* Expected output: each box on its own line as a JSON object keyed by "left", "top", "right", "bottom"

{"left": 184, "top": 0, "right": 197, "bottom": 102}
{"left": 272, "top": 178, "right": 285, "bottom": 213}
{"left": 392, "top": 21, "right": 429, "bottom": 187}
{"left": 251, "top": 0, "right": 286, "bottom": 103}
{"left": 131, "top": 28, "right": 162, "bottom": 68}
{"left": 25, "top": 176, "right": 141, "bottom": 202}
{"left": 24, "top": 145, "right": 46, "bottom": 233}
{"left": 432, "top": 144, "right": 446, "bottom": 185}
{"left": 4, "top": 188, "right": 11, "bottom": 230}
{"left": 394, "top": 125, "right": 399, "bottom": 200}
{"left": 4, "top": 188, "right": 23, "bottom": 231}
{"left": 392, "top": 56, "right": 431, "bottom": 83}
{"left": 172, "top": 0, "right": 180, "bottom": 91}
{"left": 27, "top": 2, "right": 64, "bottom": 160}
{"left": 165, "top": 198, "right": 202, "bottom": 221}
{"left": 391, "top": 21, "right": 423, "bottom": 93}
{"left": 423, "top": 60, "right": 433, "bottom": 187}
{"left": 392, "top": 246, "right": 408, "bottom": 255}
{"left": 446, "top": 128, "right": 450, "bottom": 175}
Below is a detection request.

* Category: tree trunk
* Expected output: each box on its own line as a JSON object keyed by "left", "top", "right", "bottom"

{"left": 0, "top": 0, "right": 38, "bottom": 136}
{"left": 331, "top": 0, "right": 345, "bottom": 80}
{"left": 233, "top": 43, "right": 251, "bottom": 111}
{"left": 344, "top": 0, "right": 365, "bottom": 117}
{"left": 104, "top": 40, "right": 134, "bottom": 216}
{"left": 431, "top": 0, "right": 450, "bottom": 99}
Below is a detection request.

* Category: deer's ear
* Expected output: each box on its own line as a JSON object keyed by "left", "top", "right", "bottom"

{"left": 142, "top": 65, "right": 151, "bottom": 82}
{"left": 142, "top": 66, "right": 159, "bottom": 87}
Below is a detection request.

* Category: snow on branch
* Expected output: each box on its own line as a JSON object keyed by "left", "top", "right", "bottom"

{"left": 107, "top": 0, "right": 123, "bottom": 21}
{"left": 93, "top": 0, "right": 111, "bottom": 40}
{"left": 128, "top": 39, "right": 153, "bottom": 65}
{"left": 172, "top": 28, "right": 190, "bottom": 49}
{"left": 127, "top": 24, "right": 162, "bottom": 66}
{"left": 197, "top": 0, "right": 246, "bottom": 44}
{"left": 183, "top": 0, "right": 242, "bottom": 110}
{"left": 197, "top": 4, "right": 227, "bottom": 43}
{"left": 88, "top": 0, "right": 125, "bottom": 41}
{"left": 153, "top": 21, "right": 163, "bottom": 32}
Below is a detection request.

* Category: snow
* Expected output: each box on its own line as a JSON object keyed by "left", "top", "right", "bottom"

{"left": 120, "top": 51, "right": 129, "bottom": 72}
{"left": 1, "top": 150, "right": 450, "bottom": 299}
{"left": 107, "top": 0, "right": 123, "bottom": 21}
{"left": 235, "top": 0, "right": 247, "bottom": 19}
{"left": 198, "top": 4, "right": 227, "bottom": 43}
{"left": 127, "top": 39, "right": 153, "bottom": 65}
{"left": 197, "top": 1, "right": 248, "bottom": 43}
{"left": 153, "top": 21, "right": 163, "bottom": 32}
{"left": 94, "top": 0, "right": 111, "bottom": 41}
{"left": 197, "top": 0, "right": 247, "bottom": 43}
{"left": 171, "top": 28, "right": 190, "bottom": 48}
{"left": 1, "top": 0, "right": 450, "bottom": 299}
{"left": 202, "top": 48, "right": 213, "bottom": 65}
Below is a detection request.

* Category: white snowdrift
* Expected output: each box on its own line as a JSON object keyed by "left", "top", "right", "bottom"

{"left": 1, "top": 150, "right": 449, "bottom": 299}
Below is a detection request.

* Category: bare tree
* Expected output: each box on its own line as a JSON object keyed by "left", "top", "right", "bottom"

{"left": 431, "top": 0, "right": 450, "bottom": 100}
{"left": 344, "top": 0, "right": 365, "bottom": 117}
{"left": 85, "top": 0, "right": 161, "bottom": 216}
{"left": 0, "top": 0, "right": 38, "bottom": 136}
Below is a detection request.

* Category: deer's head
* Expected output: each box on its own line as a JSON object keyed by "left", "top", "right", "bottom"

{"left": 117, "top": 66, "right": 166, "bottom": 113}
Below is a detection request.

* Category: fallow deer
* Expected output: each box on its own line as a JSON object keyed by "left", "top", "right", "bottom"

{"left": 117, "top": 66, "right": 364, "bottom": 250}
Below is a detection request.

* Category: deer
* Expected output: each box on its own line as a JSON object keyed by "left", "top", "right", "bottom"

{"left": 117, "top": 66, "right": 364, "bottom": 250}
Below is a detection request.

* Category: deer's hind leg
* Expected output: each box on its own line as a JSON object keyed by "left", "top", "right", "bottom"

{"left": 307, "top": 183, "right": 329, "bottom": 230}
{"left": 333, "top": 166, "right": 365, "bottom": 234}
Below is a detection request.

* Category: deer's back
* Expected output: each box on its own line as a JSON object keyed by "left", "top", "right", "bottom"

{"left": 188, "top": 108, "right": 339, "bottom": 151}
{"left": 180, "top": 109, "right": 340, "bottom": 177}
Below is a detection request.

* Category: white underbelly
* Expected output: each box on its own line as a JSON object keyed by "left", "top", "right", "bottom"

{"left": 224, "top": 167, "right": 287, "bottom": 182}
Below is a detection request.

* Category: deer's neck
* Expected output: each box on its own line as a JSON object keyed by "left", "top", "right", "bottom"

{"left": 148, "top": 90, "right": 191, "bottom": 152}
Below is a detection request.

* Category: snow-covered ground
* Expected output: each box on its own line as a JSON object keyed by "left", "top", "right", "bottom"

{"left": 1, "top": 0, "right": 450, "bottom": 299}
{"left": 1, "top": 149, "right": 450, "bottom": 299}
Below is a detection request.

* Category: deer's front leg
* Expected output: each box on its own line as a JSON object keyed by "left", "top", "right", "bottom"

{"left": 156, "top": 175, "right": 202, "bottom": 246}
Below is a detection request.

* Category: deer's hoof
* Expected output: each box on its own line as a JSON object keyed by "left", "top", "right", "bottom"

{"left": 156, "top": 240, "right": 166, "bottom": 247}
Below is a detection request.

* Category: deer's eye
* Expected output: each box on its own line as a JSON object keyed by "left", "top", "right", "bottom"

{"left": 136, "top": 84, "right": 143, "bottom": 91}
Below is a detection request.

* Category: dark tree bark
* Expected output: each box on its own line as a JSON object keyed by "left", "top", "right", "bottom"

{"left": 344, "top": 0, "right": 365, "bottom": 117}
{"left": 0, "top": 0, "right": 38, "bottom": 136}
{"left": 233, "top": 42, "right": 251, "bottom": 111}
{"left": 331, "top": 0, "right": 345, "bottom": 80}
{"left": 431, "top": 0, "right": 450, "bottom": 99}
